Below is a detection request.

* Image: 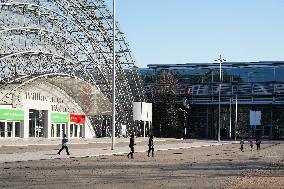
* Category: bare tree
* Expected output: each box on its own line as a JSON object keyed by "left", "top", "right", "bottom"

{"left": 147, "top": 71, "right": 182, "bottom": 137}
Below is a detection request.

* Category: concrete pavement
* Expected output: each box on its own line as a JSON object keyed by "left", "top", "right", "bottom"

{"left": 0, "top": 138, "right": 235, "bottom": 163}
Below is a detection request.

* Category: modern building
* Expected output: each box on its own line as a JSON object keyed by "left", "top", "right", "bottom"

{"left": 139, "top": 61, "right": 284, "bottom": 139}
{"left": 0, "top": 76, "right": 111, "bottom": 138}
{"left": 0, "top": 1, "right": 144, "bottom": 139}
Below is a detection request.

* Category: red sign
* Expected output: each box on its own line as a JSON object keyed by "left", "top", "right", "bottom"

{"left": 184, "top": 87, "right": 191, "bottom": 95}
{"left": 70, "top": 114, "right": 86, "bottom": 124}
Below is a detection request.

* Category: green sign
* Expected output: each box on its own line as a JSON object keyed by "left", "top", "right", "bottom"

{"left": 0, "top": 109, "right": 24, "bottom": 120}
{"left": 51, "top": 113, "right": 69, "bottom": 123}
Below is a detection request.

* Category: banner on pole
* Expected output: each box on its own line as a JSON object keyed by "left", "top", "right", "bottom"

{"left": 133, "top": 102, "right": 152, "bottom": 121}
{"left": 249, "top": 110, "right": 261, "bottom": 126}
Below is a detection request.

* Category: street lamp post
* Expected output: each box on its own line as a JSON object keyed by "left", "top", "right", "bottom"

{"left": 214, "top": 55, "right": 226, "bottom": 142}
{"left": 111, "top": 0, "right": 116, "bottom": 150}
{"left": 235, "top": 92, "right": 238, "bottom": 141}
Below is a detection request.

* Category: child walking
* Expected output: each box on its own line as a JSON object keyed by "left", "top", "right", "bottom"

{"left": 249, "top": 140, "right": 253, "bottom": 151}
{"left": 58, "top": 134, "right": 70, "bottom": 155}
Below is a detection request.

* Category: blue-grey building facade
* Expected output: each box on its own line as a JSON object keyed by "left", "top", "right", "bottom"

{"left": 139, "top": 61, "right": 284, "bottom": 140}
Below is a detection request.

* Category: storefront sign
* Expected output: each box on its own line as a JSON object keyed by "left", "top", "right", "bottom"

{"left": 51, "top": 113, "right": 69, "bottom": 123}
{"left": 70, "top": 114, "right": 86, "bottom": 124}
{"left": 0, "top": 109, "right": 24, "bottom": 120}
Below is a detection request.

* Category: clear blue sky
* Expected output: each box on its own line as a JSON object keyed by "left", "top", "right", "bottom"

{"left": 112, "top": 0, "right": 284, "bottom": 68}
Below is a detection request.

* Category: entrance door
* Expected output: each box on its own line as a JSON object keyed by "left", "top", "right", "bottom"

{"left": 70, "top": 124, "right": 79, "bottom": 138}
{"left": 69, "top": 124, "right": 83, "bottom": 138}
{"left": 51, "top": 123, "right": 67, "bottom": 138}
{"left": 29, "top": 109, "right": 46, "bottom": 138}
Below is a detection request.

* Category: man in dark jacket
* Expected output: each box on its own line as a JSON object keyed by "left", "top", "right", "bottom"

{"left": 58, "top": 134, "right": 70, "bottom": 155}
{"left": 256, "top": 138, "right": 261, "bottom": 150}
{"left": 127, "top": 134, "right": 135, "bottom": 159}
{"left": 148, "top": 134, "right": 154, "bottom": 157}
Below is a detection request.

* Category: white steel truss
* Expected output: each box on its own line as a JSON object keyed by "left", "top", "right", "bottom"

{"left": 0, "top": 0, "right": 144, "bottom": 133}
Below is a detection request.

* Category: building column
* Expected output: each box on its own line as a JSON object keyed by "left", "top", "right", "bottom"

{"left": 45, "top": 110, "right": 51, "bottom": 138}
{"left": 23, "top": 108, "right": 29, "bottom": 138}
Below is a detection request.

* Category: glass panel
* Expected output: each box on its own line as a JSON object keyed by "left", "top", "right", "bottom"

{"left": 7, "top": 122, "right": 12, "bottom": 137}
{"left": 79, "top": 124, "right": 83, "bottom": 138}
{"left": 29, "top": 109, "right": 36, "bottom": 119}
{"left": 74, "top": 124, "right": 78, "bottom": 137}
{"left": 62, "top": 124, "right": 66, "bottom": 137}
{"left": 29, "top": 109, "right": 36, "bottom": 137}
{"left": 29, "top": 119, "right": 35, "bottom": 137}
{"left": 0, "top": 122, "right": 5, "bottom": 137}
{"left": 70, "top": 124, "right": 73, "bottom": 137}
{"left": 36, "top": 119, "right": 41, "bottom": 137}
{"left": 51, "top": 124, "right": 55, "bottom": 137}
{"left": 37, "top": 111, "right": 45, "bottom": 137}
{"left": 15, "top": 122, "right": 20, "bottom": 137}
{"left": 56, "top": 124, "right": 61, "bottom": 137}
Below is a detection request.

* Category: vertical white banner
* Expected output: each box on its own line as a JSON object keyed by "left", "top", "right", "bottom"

{"left": 146, "top": 103, "right": 152, "bottom": 122}
{"left": 133, "top": 102, "right": 142, "bottom": 120}
{"left": 133, "top": 102, "right": 152, "bottom": 121}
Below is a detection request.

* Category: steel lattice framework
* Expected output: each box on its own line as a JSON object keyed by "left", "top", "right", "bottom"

{"left": 0, "top": 0, "right": 144, "bottom": 129}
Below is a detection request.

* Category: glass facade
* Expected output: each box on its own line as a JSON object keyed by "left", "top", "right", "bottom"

{"left": 139, "top": 61, "right": 284, "bottom": 139}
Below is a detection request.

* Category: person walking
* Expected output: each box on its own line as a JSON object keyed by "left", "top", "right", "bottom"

{"left": 249, "top": 140, "right": 254, "bottom": 151}
{"left": 240, "top": 139, "right": 244, "bottom": 152}
{"left": 127, "top": 134, "right": 135, "bottom": 159}
{"left": 256, "top": 138, "right": 261, "bottom": 150}
{"left": 58, "top": 134, "right": 70, "bottom": 155}
{"left": 147, "top": 134, "right": 154, "bottom": 157}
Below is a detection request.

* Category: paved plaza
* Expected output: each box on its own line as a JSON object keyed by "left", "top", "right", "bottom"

{"left": 0, "top": 138, "right": 232, "bottom": 163}
{"left": 0, "top": 138, "right": 283, "bottom": 189}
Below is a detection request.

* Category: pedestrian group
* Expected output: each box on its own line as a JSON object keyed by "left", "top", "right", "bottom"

{"left": 240, "top": 137, "right": 261, "bottom": 152}
{"left": 127, "top": 133, "right": 155, "bottom": 159}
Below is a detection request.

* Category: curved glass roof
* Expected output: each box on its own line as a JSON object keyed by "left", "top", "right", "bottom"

{"left": 0, "top": 0, "right": 145, "bottom": 125}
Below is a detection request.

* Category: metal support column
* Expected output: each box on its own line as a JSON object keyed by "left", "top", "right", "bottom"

{"left": 229, "top": 97, "right": 232, "bottom": 139}
{"left": 206, "top": 108, "right": 209, "bottom": 138}
{"left": 111, "top": 0, "right": 116, "bottom": 150}
{"left": 235, "top": 94, "right": 238, "bottom": 141}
